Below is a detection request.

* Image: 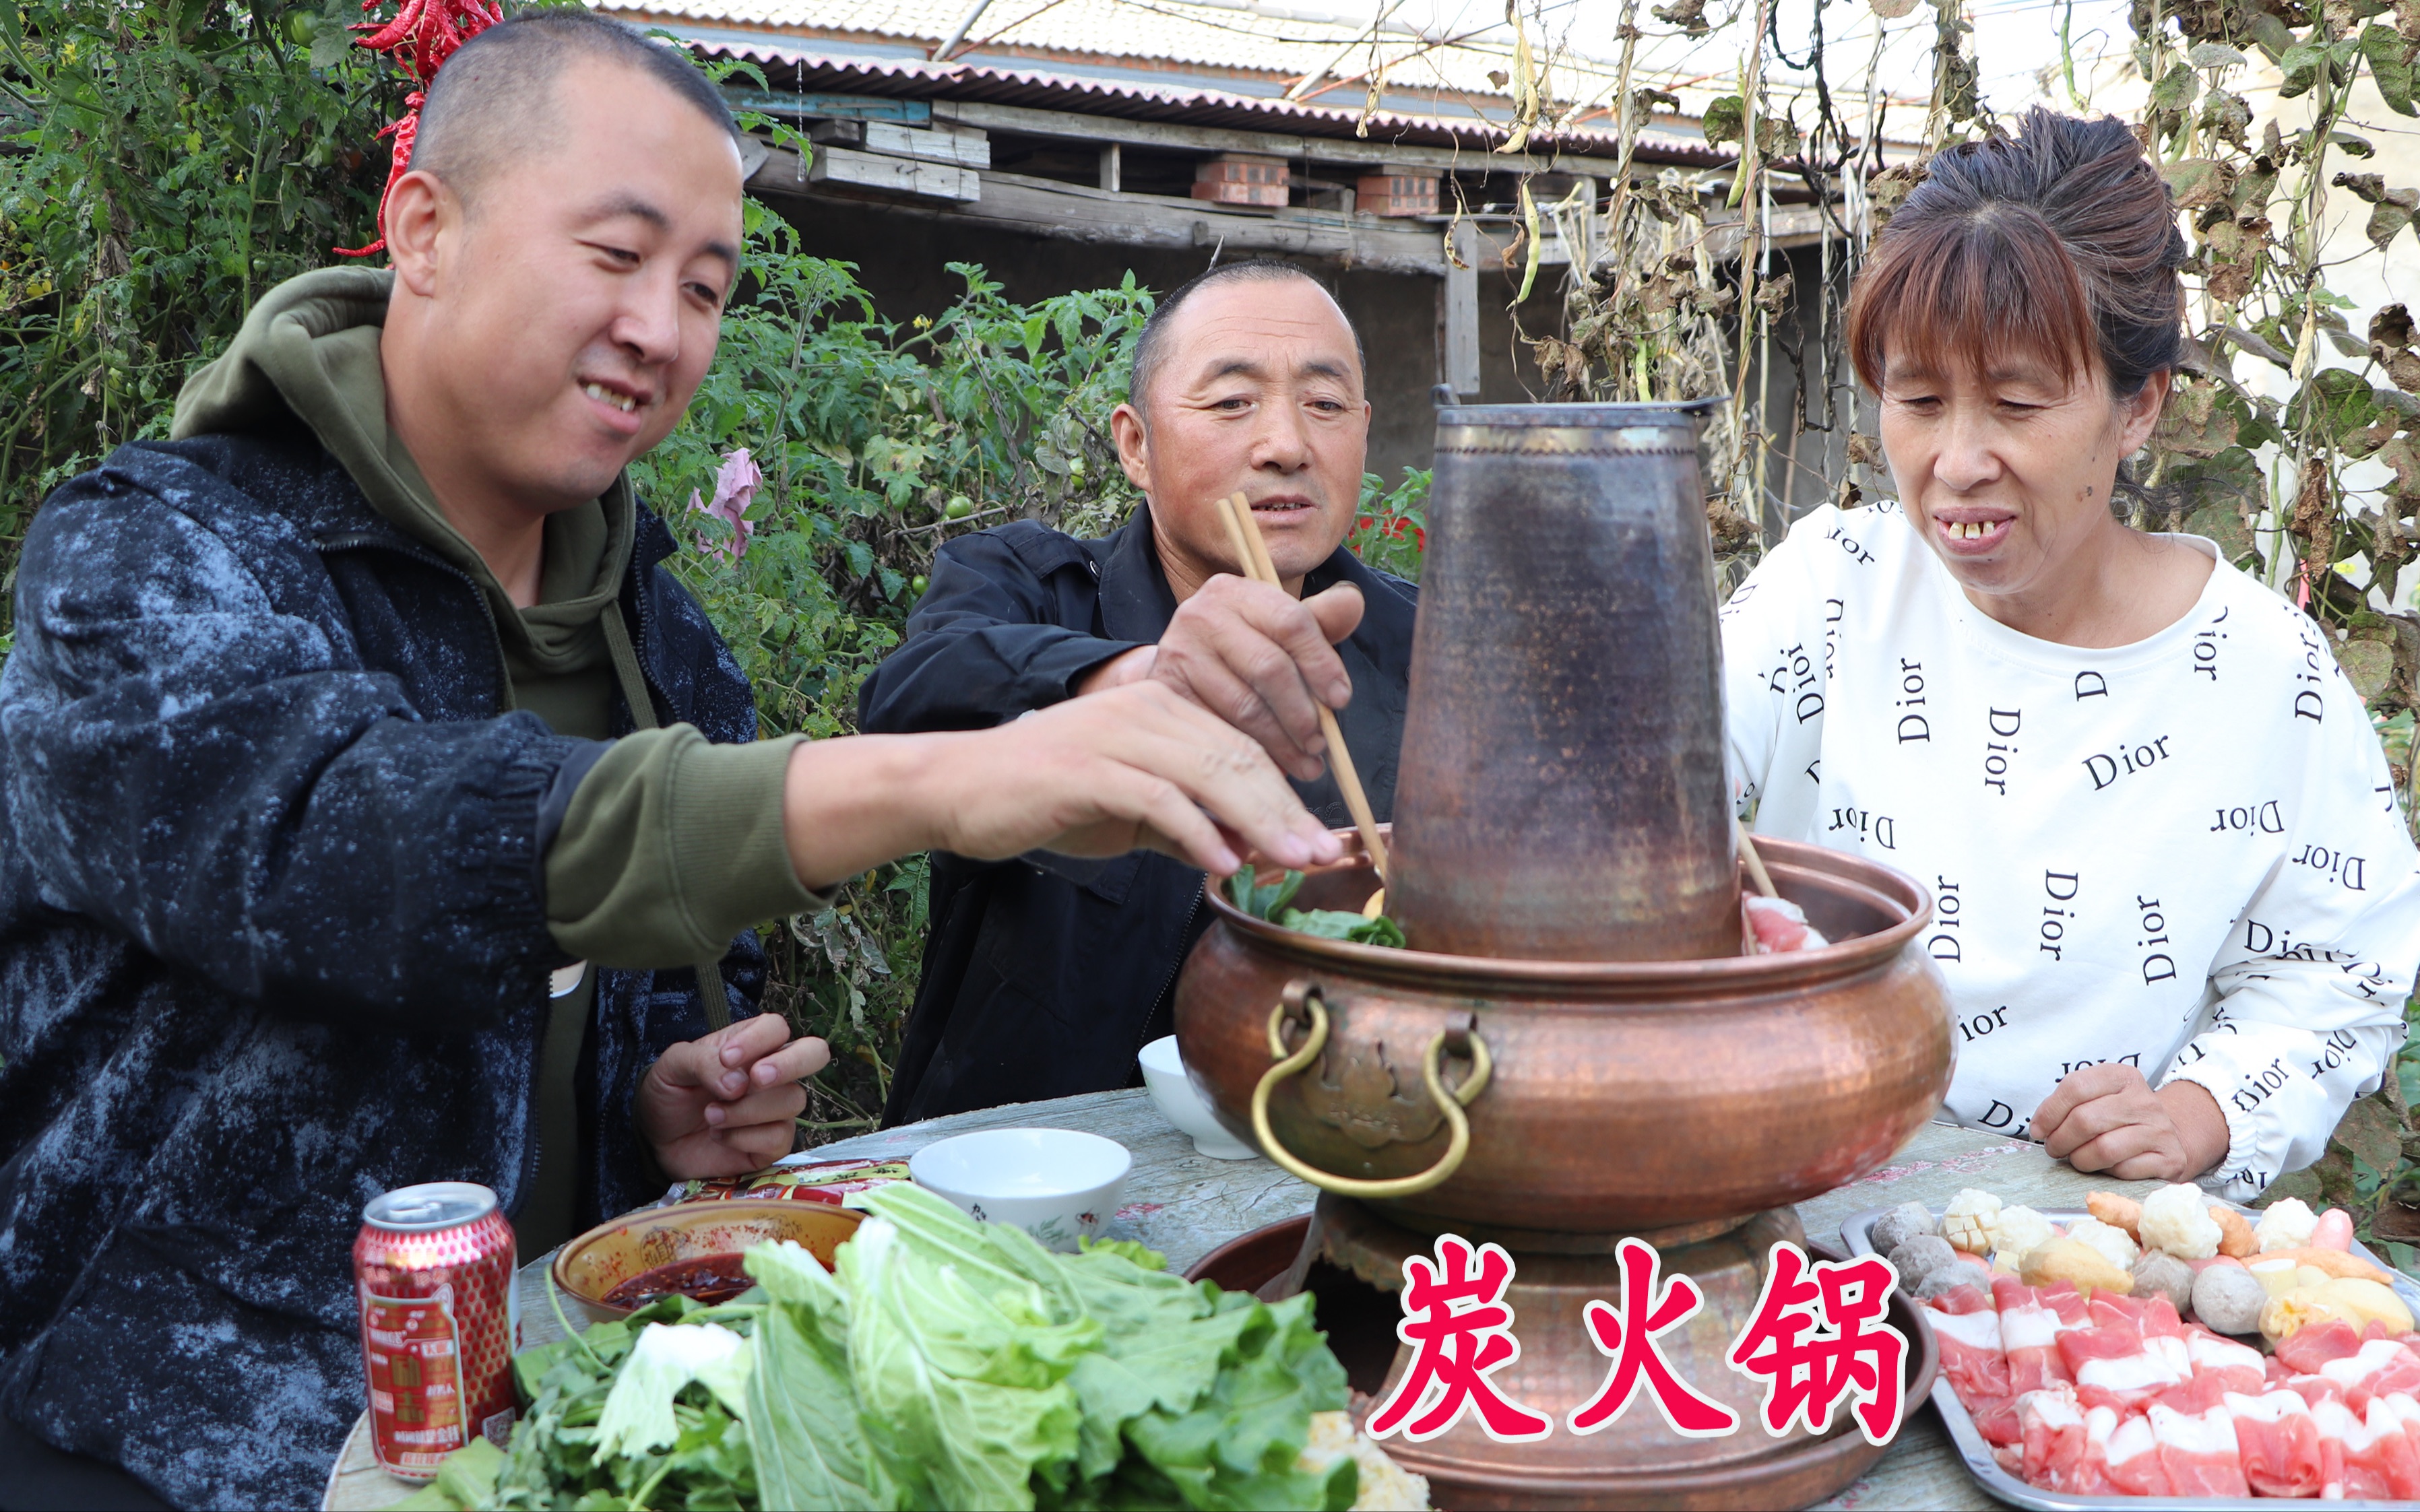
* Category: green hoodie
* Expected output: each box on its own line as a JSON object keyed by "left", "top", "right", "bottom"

{"left": 176, "top": 268, "right": 820, "bottom": 1251}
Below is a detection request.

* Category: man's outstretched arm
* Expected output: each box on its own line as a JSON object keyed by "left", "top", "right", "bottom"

{"left": 631, "top": 679, "right": 1345, "bottom": 1176}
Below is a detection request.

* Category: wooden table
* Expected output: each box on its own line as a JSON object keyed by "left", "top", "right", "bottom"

{"left": 329, "top": 1090, "right": 2173, "bottom": 1511}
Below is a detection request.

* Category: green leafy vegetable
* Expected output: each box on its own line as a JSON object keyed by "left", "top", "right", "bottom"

{"left": 1229, "top": 869, "right": 1405, "bottom": 948}
{"left": 1226, "top": 867, "right": 1304, "bottom": 919}
{"left": 414, "top": 1183, "right": 1355, "bottom": 1511}
{"left": 390, "top": 1437, "right": 504, "bottom": 1511}
{"left": 841, "top": 1206, "right": 1094, "bottom": 1509}
{"left": 592, "top": 1321, "right": 755, "bottom": 1463}
{"left": 1077, "top": 1235, "right": 1168, "bottom": 1271}
{"left": 1277, "top": 909, "right": 1407, "bottom": 948}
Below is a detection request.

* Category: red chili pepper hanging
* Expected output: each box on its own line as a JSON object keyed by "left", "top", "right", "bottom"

{"left": 334, "top": 0, "right": 503, "bottom": 257}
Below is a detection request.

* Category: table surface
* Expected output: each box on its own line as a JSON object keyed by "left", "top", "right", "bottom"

{"left": 329, "top": 1090, "right": 2173, "bottom": 1511}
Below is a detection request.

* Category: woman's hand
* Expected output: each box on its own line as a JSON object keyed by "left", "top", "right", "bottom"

{"left": 2032, "top": 1064, "right": 2229, "bottom": 1181}
{"left": 637, "top": 1013, "right": 831, "bottom": 1179}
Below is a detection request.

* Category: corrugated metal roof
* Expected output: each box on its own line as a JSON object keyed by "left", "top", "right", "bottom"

{"left": 603, "top": 0, "right": 1745, "bottom": 164}
{"left": 614, "top": 0, "right": 1555, "bottom": 99}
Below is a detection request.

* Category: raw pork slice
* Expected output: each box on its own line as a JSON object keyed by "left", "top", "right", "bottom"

{"left": 2101, "top": 1408, "right": 2176, "bottom": 1496}
{"left": 2311, "top": 1394, "right": 2420, "bottom": 1499}
{"left": 2184, "top": 1330, "right": 2268, "bottom": 1397}
{"left": 1928, "top": 1305, "right": 2016, "bottom": 1444}
{"left": 1999, "top": 1282, "right": 2080, "bottom": 1395}
{"left": 2276, "top": 1317, "right": 2367, "bottom": 1374}
{"left": 2136, "top": 1295, "right": 2187, "bottom": 1338}
{"left": 2151, "top": 1371, "right": 2229, "bottom": 1416}
{"left": 2319, "top": 1338, "right": 2420, "bottom": 1412}
{"left": 1927, "top": 1282, "right": 1994, "bottom": 1315}
{"left": 2018, "top": 1387, "right": 2112, "bottom": 1494}
{"left": 2285, "top": 1372, "right": 2349, "bottom": 1410}
{"left": 2379, "top": 1393, "right": 2420, "bottom": 1464}
{"left": 2227, "top": 1389, "right": 2325, "bottom": 1499}
{"left": 1742, "top": 894, "right": 1829, "bottom": 952}
{"left": 2087, "top": 1293, "right": 2147, "bottom": 1330}
{"left": 2146, "top": 1401, "right": 2250, "bottom": 1497}
{"left": 2061, "top": 1325, "right": 2188, "bottom": 1414}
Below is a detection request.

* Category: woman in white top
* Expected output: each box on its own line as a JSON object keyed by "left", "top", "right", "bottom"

{"left": 1722, "top": 107, "right": 2419, "bottom": 1201}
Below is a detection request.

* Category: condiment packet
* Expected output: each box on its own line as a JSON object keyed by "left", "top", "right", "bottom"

{"left": 655, "top": 1157, "right": 914, "bottom": 1208}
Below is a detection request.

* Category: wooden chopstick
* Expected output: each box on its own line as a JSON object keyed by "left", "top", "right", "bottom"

{"left": 1214, "top": 492, "right": 1391, "bottom": 884}
{"left": 1736, "top": 823, "right": 1779, "bottom": 898}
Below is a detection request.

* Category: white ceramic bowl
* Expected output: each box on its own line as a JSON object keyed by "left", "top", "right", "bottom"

{"left": 1139, "top": 1035, "right": 1259, "bottom": 1160}
{"left": 908, "top": 1128, "right": 1133, "bottom": 1251}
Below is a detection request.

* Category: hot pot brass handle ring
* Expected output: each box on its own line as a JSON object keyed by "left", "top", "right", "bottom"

{"left": 1250, "top": 982, "right": 1492, "bottom": 1199}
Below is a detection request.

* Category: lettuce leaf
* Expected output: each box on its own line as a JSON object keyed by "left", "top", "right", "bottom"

{"left": 1111, "top": 1292, "right": 1354, "bottom": 1511}
{"left": 744, "top": 1242, "right": 889, "bottom": 1511}
{"left": 591, "top": 1321, "right": 753, "bottom": 1463}
{"left": 841, "top": 1213, "right": 1093, "bottom": 1510}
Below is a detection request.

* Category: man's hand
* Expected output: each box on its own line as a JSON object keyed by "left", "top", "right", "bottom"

{"left": 781, "top": 680, "right": 1345, "bottom": 889}
{"left": 637, "top": 1012, "right": 832, "bottom": 1179}
{"left": 1078, "top": 577, "right": 1365, "bottom": 783}
{"left": 2032, "top": 1064, "right": 2229, "bottom": 1182}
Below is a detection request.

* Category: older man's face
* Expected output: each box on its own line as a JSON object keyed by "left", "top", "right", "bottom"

{"left": 1113, "top": 277, "right": 1370, "bottom": 592}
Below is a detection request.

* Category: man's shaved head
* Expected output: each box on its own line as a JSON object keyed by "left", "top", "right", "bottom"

{"left": 413, "top": 8, "right": 740, "bottom": 210}
{"left": 1130, "top": 259, "right": 1363, "bottom": 412}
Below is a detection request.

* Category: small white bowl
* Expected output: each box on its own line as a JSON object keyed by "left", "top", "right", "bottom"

{"left": 908, "top": 1128, "right": 1132, "bottom": 1252}
{"left": 1139, "top": 1036, "right": 1259, "bottom": 1160}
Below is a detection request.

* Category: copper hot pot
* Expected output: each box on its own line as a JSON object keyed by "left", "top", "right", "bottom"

{"left": 1172, "top": 832, "right": 1955, "bottom": 1240}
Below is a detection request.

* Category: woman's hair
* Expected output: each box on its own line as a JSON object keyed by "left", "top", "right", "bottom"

{"left": 1845, "top": 108, "right": 2187, "bottom": 403}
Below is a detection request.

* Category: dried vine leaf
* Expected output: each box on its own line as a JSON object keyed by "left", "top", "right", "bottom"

{"left": 1867, "top": 162, "right": 1928, "bottom": 231}
{"left": 1701, "top": 94, "right": 1746, "bottom": 146}
{"left": 2200, "top": 86, "right": 2254, "bottom": 150}
{"left": 2163, "top": 158, "right": 2235, "bottom": 209}
{"left": 2381, "top": 435, "right": 2420, "bottom": 504}
{"left": 2183, "top": 502, "right": 2257, "bottom": 563}
{"left": 2369, "top": 195, "right": 2420, "bottom": 253}
{"left": 2376, "top": 304, "right": 2415, "bottom": 358}
{"left": 1870, "top": 0, "right": 1920, "bottom": 17}
{"left": 2152, "top": 382, "right": 2241, "bottom": 458}
{"left": 2151, "top": 61, "right": 2202, "bottom": 113}
{"left": 2359, "top": 22, "right": 2417, "bottom": 113}
{"left": 1650, "top": 0, "right": 1712, "bottom": 35}
{"left": 2338, "top": 1090, "right": 2410, "bottom": 1176}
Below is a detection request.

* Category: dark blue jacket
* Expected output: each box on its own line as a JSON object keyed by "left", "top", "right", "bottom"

{"left": 0, "top": 426, "right": 763, "bottom": 1509}
{"left": 858, "top": 510, "right": 1416, "bottom": 1123}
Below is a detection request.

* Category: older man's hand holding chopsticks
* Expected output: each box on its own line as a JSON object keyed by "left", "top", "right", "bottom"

{"left": 1082, "top": 571, "right": 1366, "bottom": 785}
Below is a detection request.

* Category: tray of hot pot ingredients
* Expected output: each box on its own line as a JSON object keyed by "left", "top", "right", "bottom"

{"left": 1845, "top": 1187, "right": 2420, "bottom": 1508}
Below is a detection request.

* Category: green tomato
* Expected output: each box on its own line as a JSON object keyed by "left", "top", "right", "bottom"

{"left": 910, "top": 574, "right": 930, "bottom": 597}
{"left": 286, "top": 10, "right": 319, "bottom": 42}
{"left": 305, "top": 141, "right": 334, "bottom": 170}
{"left": 943, "top": 495, "right": 974, "bottom": 520}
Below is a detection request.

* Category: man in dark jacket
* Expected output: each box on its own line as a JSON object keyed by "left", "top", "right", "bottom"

{"left": 861, "top": 260, "right": 1418, "bottom": 1123}
{"left": 0, "top": 20, "right": 1335, "bottom": 1509}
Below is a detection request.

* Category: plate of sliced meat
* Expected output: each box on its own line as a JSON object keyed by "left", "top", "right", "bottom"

{"left": 1847, "top": 1202, "right": 2420, "bottom": 1508}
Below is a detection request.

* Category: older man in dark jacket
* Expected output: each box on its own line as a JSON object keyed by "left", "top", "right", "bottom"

{"left": 861, "top": 260, "right": 1417, "bottom": 1123}
{"left": 0, "top": 22, "right": 1337, "bottom": 1510}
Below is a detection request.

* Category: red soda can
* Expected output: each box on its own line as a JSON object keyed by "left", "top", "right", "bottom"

{"left": 353, "top": 1182, "right": 517, "bottom": 1480}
